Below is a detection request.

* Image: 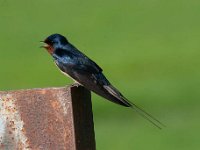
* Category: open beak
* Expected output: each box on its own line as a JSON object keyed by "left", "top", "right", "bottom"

{"left": 40, "top": 41, "right": 49, "bottom": 49}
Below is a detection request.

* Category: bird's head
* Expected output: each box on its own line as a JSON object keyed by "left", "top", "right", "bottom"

{"left": 41, "top": 33, "right": 68, "bottom": 55}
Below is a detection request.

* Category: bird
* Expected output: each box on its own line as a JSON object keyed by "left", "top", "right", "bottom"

{"left": 41, "top": 33, "right": 164, "bottom": 129}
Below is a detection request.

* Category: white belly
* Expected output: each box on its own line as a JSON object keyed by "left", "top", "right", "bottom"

{"left": 54, "top": 62, "right": 81, "bottom": 84}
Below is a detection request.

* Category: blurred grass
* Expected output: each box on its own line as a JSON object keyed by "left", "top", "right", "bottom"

{"left": 0, "top": 0, "right": 200, "bottom": 149}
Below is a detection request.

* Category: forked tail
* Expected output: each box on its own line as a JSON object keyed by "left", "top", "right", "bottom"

{"left": 122, "top": 96, "right": 165, "bottom": 129}
{"left": 104, "top": 85, "right": 165, "bottom": 129}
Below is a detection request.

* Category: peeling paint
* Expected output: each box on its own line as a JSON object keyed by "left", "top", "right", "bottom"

{"left": 0, "top": 94, "right": 29, "bottom": 149}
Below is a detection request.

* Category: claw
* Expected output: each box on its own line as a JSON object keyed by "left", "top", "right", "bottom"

{"left": 71, "top": 82, "right": 81, "bottom": 87}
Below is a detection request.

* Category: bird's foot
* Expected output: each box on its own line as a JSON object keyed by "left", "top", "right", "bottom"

{"left": 71, "top": 82, "right": 81, "bottom": 87}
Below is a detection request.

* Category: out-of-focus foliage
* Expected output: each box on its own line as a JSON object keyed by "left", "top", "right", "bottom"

{"left": 0, "top": 0, "right": 199, "bottom": 149}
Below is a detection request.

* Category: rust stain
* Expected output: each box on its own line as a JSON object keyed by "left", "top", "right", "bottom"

{"left": 51, "top": 100, "right": 60, "bottom": 109}
{"left": 0, "top": 86, "right": 95, "bottom": 150}
{"left": 8, "top": 87, "right": 74, "bottom": 150}
{"left": 38, "top": 90, "right": 46, "bottom": 95}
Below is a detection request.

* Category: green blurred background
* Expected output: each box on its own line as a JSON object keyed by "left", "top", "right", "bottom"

{"left": 0, "top": 0, "right": 199, "bottom": 149}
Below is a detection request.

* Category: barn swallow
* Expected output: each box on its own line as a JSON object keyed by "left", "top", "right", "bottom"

{"left": 41, "top": 33, "right": 164, "bottom": 129}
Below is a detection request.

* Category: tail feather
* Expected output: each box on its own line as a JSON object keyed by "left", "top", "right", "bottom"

{"left": 104, "top": 85, "right": 165, "bottom": 129}
{"left": 104, "top": 85, "right": 131, "bottom": 107}
{"left": 124, "top": 97, "right": 165, "bottom": 129}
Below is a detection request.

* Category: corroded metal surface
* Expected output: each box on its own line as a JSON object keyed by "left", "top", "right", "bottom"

{"left": 0, "top": 86, "right": 95, "bottom": 150}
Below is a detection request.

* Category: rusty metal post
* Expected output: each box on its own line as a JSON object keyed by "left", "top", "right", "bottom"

{"left": 0, "top": 85, "right": 96, "bottom": 150}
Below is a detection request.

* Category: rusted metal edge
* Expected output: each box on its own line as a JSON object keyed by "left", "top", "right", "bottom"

{"left": 0, "top": 85, "right": 96, "bottom": 150}
{"left": 70, "top": 86, "right": 96, "bottom": 150}
{"left": 0, "top": 86, "right": 67, "bottom": 94}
